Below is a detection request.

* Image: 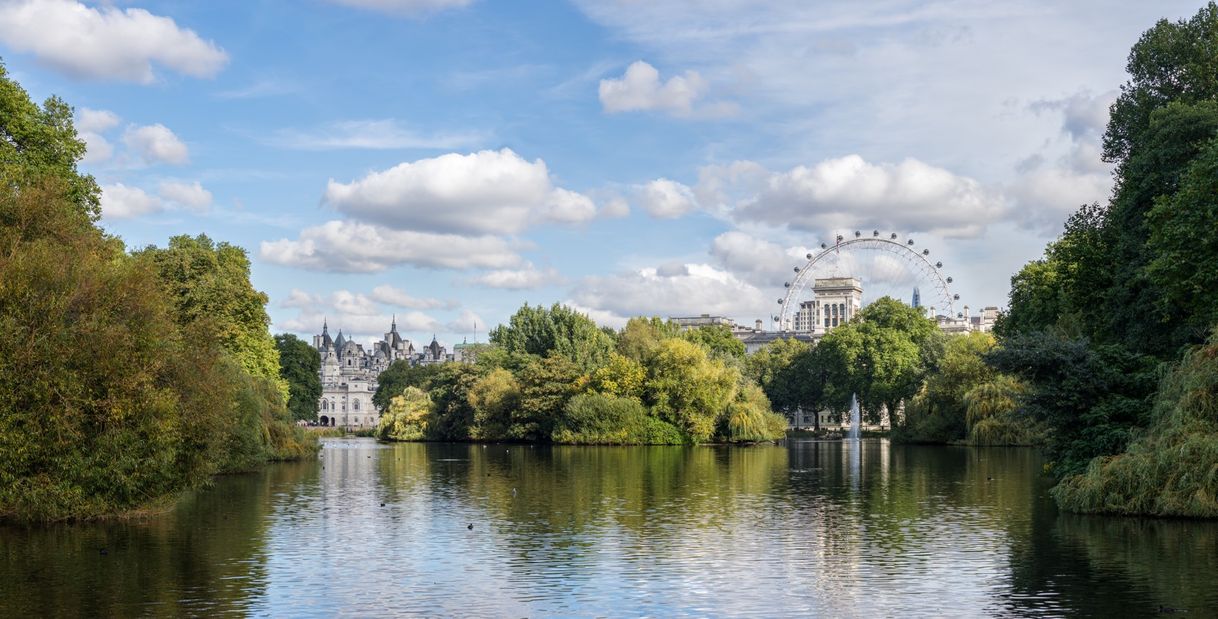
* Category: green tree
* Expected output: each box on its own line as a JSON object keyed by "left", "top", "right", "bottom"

{"left": 1144, "top": 132, "right": 1218, "bottom": 342}
{"left": 466, "top": 368, "right": 520, "bottom": 440}
{"left": 0, "top": 62, "right": 100, "bottom": 219}
{"left": 489, "top": 303, "right": 614, "bottom": 371}
{"left": 587, "top": 352, "right": 647, "bottom": 401}
{"left": 645, "top": 339, "right": 738, "bottom": 442}
{"left": 377, "top": 387, "right": 432, "bottom": 441}
{"left": 817, "top": 319, "right": 925, "bottom": 423}
{"left": 616, "top": 316, "right": 680, "bottom": 363}
{"left": 372, "top": 360, "right": 443, "bottom": 411}
{"left": 896, "top": 332, "right": 998, "bottom": 443}
{"left": 986, "top": 333, "right": 1158, "bottom": 477}
{"left": 274, "top": 334, "right": 321, "bottom": 422}
{"left": 682, "top": 324, "right": 746, "bottom": 360}
{"left": 745, "top": 336, "right": 827, "bottom": 419}
{"left": 135, "top": 234, "right": 288, "bottom": 399}
{"left": 511, "top": 354, "right": 582, "bottom": 441}
{"left": 426, "top": 363, "right": 484, "bottom": 441}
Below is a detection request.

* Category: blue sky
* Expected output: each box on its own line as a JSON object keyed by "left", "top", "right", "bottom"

{"left": 0, "top": 0, "right": 1207, "bottom": 347}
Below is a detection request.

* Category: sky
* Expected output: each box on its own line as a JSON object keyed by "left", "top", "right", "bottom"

{"left": 0, "top": 0, "right": 1208, "bottom": 348}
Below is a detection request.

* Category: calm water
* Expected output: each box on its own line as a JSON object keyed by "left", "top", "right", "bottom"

{"left": 3, "top": 439, "right": 1218, "bottom": 617}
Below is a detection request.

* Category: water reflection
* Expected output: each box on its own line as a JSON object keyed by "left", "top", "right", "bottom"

{"left": 2, "top": 439, "right": 1217, "bottom": 617}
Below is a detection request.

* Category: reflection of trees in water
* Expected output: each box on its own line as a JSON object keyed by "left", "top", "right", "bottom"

{"left": 374, "top": 442, "right": 790, "bottom": 554}
{"left": 0, "top": 462, "right": 316, "bottom": 617}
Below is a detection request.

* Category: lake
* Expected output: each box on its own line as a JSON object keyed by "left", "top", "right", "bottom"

{"left": 3, "top": 438, "right": 1217, "bottom": 617}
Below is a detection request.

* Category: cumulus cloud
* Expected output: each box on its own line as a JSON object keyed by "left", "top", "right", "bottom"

{"left": 1011, "top": 90, "right": 1118, "bottom": 232}
{"left": 599, "top": 61, "right": 715, "bottom": 116}
{"left": 158, "top": 181, "right": 212, "bottom": 211}
{"left": 123, "top": 124, "right": 189, "bottom": 165}
{"left": 268, "top": 119, "right": 483, "bottom": 150}
{"left": 75, "top": 108, "right": 120, "bottom": 164}
{"left": 101, "top": 183, "right": 162, "bottom": 219}
{"left": 638, "top": 178, "right": 698, "bottom": 219}
{"left": 445, "top": 308, "right": 484, "bottom": 335}
{"left": 326, "top": 0, "right": 473, "bottom": 17}
{"left": 571, "top": 263, "right": 770, "bottom": 324}
{"left": 469, "top": 263, "right": 563, "bottom": 289}
{"left": 369, "top": 285, "right": 455, "bottom": 310}
{"left": 599, "top": 196, "right": 630, "bottom": 218}
{"left": 710, "top": 231, "right": 811, "bottom": 286}
{"left": 726, "top": 155, "right": 1008, "bottom": 238}
{"left": 0, "top": 0, "right": 227, "bottom": 83}
{"left": 259, "top": 220, "right": 524, "bottom": 272}
{"left": 323, "top": 148, "right": 596, "bottom": 234}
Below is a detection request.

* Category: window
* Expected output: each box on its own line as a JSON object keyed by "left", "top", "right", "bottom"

{"left": 322, "top": 400, "right": 328, "bottom": 411}
{"left": 353, "top": 400, "right": 360, "bottom": 411}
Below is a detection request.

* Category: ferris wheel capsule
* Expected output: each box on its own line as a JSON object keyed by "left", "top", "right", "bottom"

{"left": 777, "top": 298, "right": 784, "bottom": 304}
{"left": 890, "top": 233, "right": 898, "bottom": 239}
{"left": 936, "top": 261, "right": 943, "bottom": 268}
{"left": 806, "top": 253, "right": 812, "bottom": 259}
{"left": 794, "top": 266, "right": 800, "bottom": 273}
{"left": 873, "top": 230, "right": 879, "bottom": 237}
{"left": 907, "top": 239, "right": 915, "bottom": 245}
{"left": 820, "top": 243, "right": 827, "bottom": 249}
{"left": 836, "top": 234, "right": 844, "bottom": 242}
{"left": 922, "top": 249, "right": 930, "bottom": 255}
{"left": 953, "top": 294, "right": 960, "bottom": 300}
{"left": 854, "top": 230, "right": 861, "bottom": 237}
{"left": 946, "top": 277, "right": 953, "bottom": 283}
{"left": 784, "top": 282, "right": 790, "bottom": 288}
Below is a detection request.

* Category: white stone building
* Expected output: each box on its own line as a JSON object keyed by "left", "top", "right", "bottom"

{"left": 313, "top": 318, "right": 415, "bottom": 429}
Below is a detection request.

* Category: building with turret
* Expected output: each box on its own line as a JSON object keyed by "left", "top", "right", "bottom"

{"left": 313, "top": 317, "right": 415, "bottom": 429}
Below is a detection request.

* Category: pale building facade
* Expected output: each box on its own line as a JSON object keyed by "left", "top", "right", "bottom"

{"left": 314, "top": 318, "right": 415, "bottom": 429}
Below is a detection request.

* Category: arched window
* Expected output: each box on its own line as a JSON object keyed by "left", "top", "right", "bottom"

{"left": 353, "top": 400, "right": 360, "bottom": 411}
{"left": 322, "top": 400, "right": 328, "bottom": 411}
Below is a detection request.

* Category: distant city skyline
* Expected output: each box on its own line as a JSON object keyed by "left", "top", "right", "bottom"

{"left": 2, "top": 0, "right": 1207, "bottom": 347}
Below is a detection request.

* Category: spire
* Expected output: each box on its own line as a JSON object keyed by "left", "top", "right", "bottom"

{"left": 391, "top": 313, "right": 397, "bottom": 331}
{"left": 322, "top": 317, "right": 329, "bottom": 334}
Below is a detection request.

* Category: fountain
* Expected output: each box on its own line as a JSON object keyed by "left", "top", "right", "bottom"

{"left": 847, "top": 393, "right": 861, "bottom": 441}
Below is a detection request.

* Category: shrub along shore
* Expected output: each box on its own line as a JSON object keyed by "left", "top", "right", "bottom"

{"left": 0, "top": 65, "right": 314, "bottom": 523}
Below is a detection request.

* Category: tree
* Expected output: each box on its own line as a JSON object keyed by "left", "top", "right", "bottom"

{"left": 489, "top": 303, "right": 614, "bottom": 371}
{"left": 587, "top": 353, "right": 647, "bottom": 401}
{"left": 426, "top": 364, "right": 484, "bottom": 441}
{"left": 0, "top": 62, "right": 100, "bottom": 220}
{"left": 466, "top": 368, "right": 520, "bottom": 440}
{"left": 986, "top": 333, "right": 1158, "bottom": 477}
{"left": 817, "top": 320, "right": 925, "bottom": 423}
{"left": 511, "top": 354, "right": 582, "bottom": 441}
{"left": 377, "top": 387, "right": 432, "bottom": 442}
{"left": 682, "top": 324, "right": 745, "bottom": 360}
{"left": 274, "top": 334, "right": 322, "bottom": 422}
{"left": 135, "top": 235, "right": 288, "bottom": 399}
{"left": 645, "top": 339, "right": 738, "bottom": 442}
{"left": 616, "top": 316, "right": 680, "bottom": 363}
{"left": 896, "top": 332, "right": 998, "bottom": 443}
{"left": 372, "top": 361, "right": 443, "bottom": 411}
{"left": 1144, "top": 132, "right": 1218, "bottom": 343}
{"left": 746, "top": 337, "right": 823, "bottom": 415}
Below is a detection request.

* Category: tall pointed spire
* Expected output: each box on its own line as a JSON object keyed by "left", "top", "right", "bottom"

{"left": 322, "top": 317, "right": 329, "bottom": 334}
{"left": 391, "top": 313, "right": 397, "bottom": 331}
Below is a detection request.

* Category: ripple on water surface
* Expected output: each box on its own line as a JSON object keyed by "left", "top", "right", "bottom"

{"left": 3, "top": 438, "right": 1218, "bottom": 617}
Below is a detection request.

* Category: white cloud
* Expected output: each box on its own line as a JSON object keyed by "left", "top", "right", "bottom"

{"left": 76, "top": 108, "right": 120, "bottom": 133}
{"left": 259, "top": 220, "right": 524, "bottom": 272}
{"left": 100, "top": 183, "right": 162, "bottom": 219}
{"left": 369, "top": 285, "right": 454, "bottom": 310}
{"left": 123, "top": 124, "right": 189, "bottom": 165}
{"left": 638, "top": 178, "right": 698, "bottom": 219}
{"left": 158, "top": 181, "right": 212, "bottom": 211}
{"left": 710, "top": 231, "right": 811, "bottom": 286}
{"left": 725, "top": 155, "right": 1007, "bottom": 238}
{"left": 560, "top": 301, "right": 630, "bottom": 330}
{"left": 445, "top": 308, "right": 484, "bottom": 335}
{"left": 0, "top": 0, "right": 227, "bottom": 83}
{"left": 600, "top": 196, "right": 630, "bottom": 218}
{"left": 323, "top": 148, "right": 595, "bottom": 234}
{"left": 326, "top": 0, "right": 473, "bottom": 17}
{"left": 572, "top": 263, "right": 769, "bottom": 324}
{"left": 268, "top": 119, "right": 483, "bottom": 150}
{"left": 75, "top": 108, "right": 120, "bottom": 164}
{"left": 599, "top": 60, "right": 711, "bottom": 116}
{"left": 470, "top": 263, "right": 563, "bottom": 289}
